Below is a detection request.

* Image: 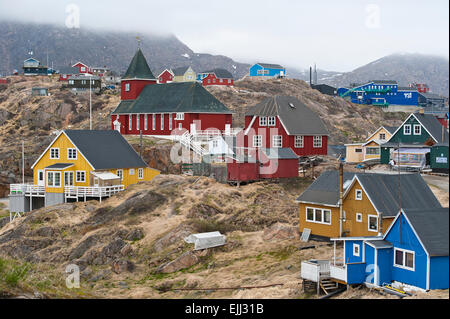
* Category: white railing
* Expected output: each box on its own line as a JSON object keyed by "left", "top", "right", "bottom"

{"left": 10, "top": 184, "right": 45, "bottom": 196}
{"left": 64, "top": 185, "right": 124, "bottom": 198}
{"left": 330, "top": 264, "right": 347, "bottom": 282}
{"left": 178, "top": 131, "right": 207, "bottom": 157}
{"left": 301, "top": 260, "right": 330, "bottom": 282}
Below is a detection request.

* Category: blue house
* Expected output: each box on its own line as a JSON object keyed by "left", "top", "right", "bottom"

{"left": 23, "top": 57, "right": 48, "bottom": 76}
{"left": 337, "top": 80, "right": 418, "bottom": 107}
{"left": 328, "top": 207, "right": 449, "bottom": 291}
{"left": 249, "top": 63, "right": 285, "bottom": 78}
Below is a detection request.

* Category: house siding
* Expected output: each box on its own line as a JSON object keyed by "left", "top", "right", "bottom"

{"left": 298, "top": 203, "right": 340, "bottom": 238}
{"left": 389, "top": 116, "right": 431, "bottom": 145}
{"left": 429, "top": 256, "right": 449, "bottom": 289}
{"left": 249, "top": 64, "right": 285, "bottom": 77}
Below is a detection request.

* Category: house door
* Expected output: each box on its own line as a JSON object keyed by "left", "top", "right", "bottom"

{"left": 225, "top": 124, "right": 231, "bottom": 135}
{"left": 94, "top": 177, "right": 99, "bottom": 187}
{"left": 190, "top": 123, "right": 196, "bottom": 135}
{"left": 37, "top": 170, "right": 45, "bottom": 186}
{"left": 64, "top": 171, "right": 74, "bottom": 186}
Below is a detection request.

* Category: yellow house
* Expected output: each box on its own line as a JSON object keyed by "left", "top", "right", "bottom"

{"left": 345, "top": 126, "right": 397, "bottom": 163}
{"left": 171, "top": 66, "right": 196, "bottom": 82}
{"left": 296, "top": 169, "right": 442, "bottom": 239}
{"left": 10, "top": 130, "right": 159, "bottom": 213}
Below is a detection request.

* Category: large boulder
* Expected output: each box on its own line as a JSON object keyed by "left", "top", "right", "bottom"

{"left": 156, "top": 251, "right": 199, "bottom": 274}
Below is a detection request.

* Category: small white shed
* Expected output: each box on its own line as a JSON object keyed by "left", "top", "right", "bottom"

{"left": 184, "top": 231, "right": 227, "bottom": 250}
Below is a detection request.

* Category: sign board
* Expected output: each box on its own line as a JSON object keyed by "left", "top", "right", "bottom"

{"left": 436, "top": 157, "right": 448, "bottom": 164}
{"left": 301, "top": 228, "right": 311, "bottom": 242}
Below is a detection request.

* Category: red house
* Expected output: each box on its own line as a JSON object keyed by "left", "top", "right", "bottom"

{"left": 243, "top": 96, "right": 328, "bottom": 156}
{"left": 226, "top": 155, "right": 260, "bottom": 183}
{"left": 0, "top": 78, "right": 8, "bottom": 84}
{"left": 59, "top": 74, "right": 71, "bottom": 81}
{"left": 258, "top": 148, "right": 298, "bottom": 178}
{"left": 158, "top": 69, "right": 174, "bottom": 84}
{"left": 111, "top": 48, "right": 233, "bottom": 136}
{"left": 200, "top": 69, "right": 234, "bottom": 87}
{"left": 72, "top": 62, "right": 93, "bottom": 75}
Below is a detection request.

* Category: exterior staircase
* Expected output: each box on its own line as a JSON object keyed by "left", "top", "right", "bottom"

{"left": 319, "top": 278, "right": 340, "bottom": 295}
{"left": 178, "top": 131, "right": 207, "bottom": 157}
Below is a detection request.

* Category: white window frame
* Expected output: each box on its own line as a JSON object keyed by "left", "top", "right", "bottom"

{"left": 272, "top": 135, "right": 282, "bottom": 148}
{"left": 152, "top": 114, "right": 156, "bottom": 130}
{"left": 403, "top": 124, "right": 411, "bottom": 135}
{"left": 253, "top": 135, "right": 262, "bottom": 147}
{"left": 136, "top": 114, "right": 140, "bottom": 131}
{"left": 50, "top": 148, "right": 59, "bottom": 159}
{"left": 46, "top": 171, "right": 61, "bottom": 188}
{"left": 138, "top": 168, "right": 144, "bottom": 179}
{"left": 125, "top": 83, "right": 130, "bottom": 92}
{"left": 393, "top": 248, "right": 415, "bottom": 271}
{"left": 64, "top": 171, "right": 74, "bottom": 186}
{"left": 355, "top": 189, "right": 363, "bottom": 200}
{"left": 413, "top": 124, "right": 421, "bottom": 135}
{"left": 67, "top": 148, "right": 77, "bottom": 160}
{"left": 129, "top": 115, "right": 132, "bottom": 130}
{"left": 379, "top": 133, "right": 386, "bottom": 140}
{"left": 144, "top": 114, "right": 148, "bottom": 130}
{"left": 268, "top": 116, "right": 276, "bottom": 126}
{"left": 353, "top": 243, "right": 360, "bottom": 257}
{"left": 356, "top": 213, "right": 363, "bottom": 223}
{"left": 129, "top": 168, "right": 135, "bottom": 176}
{"left": 313, "top": 136, "right": 322, "bottom": 148}
{"left": 259, "top": 116, "right": 267, "bottom": 126}
{"left": 368, "top": 215, "right": 378, "bottom": 232}
{"left": 305, "top": 207, "right": 332, "bottom": 225}
{"left": 169, "top": 113, "right": 173, "bottom": 130}
{"left": 295, "top": 136, "right": 304, "bottom": 148}
{"left": 175, "top": 113, "right": 184, "bottom": 120}
{"left": 117, "top": 169, "right": 123, "bottom": 181}
{"left": 160, "top": 113, "right": 164, "bottom": 130}
{"left": 76, "top": 171, "right": 86, "bottom": 183}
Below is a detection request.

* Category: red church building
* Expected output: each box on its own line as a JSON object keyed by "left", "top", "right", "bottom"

{"left": 243, "top": 96, "right": 328, "bottom": 156}
{"left": 111, "top": 49, "right": 233, "bottom": 136}
{"left": 157, "top": 69, "right": 174, "bottom": 84}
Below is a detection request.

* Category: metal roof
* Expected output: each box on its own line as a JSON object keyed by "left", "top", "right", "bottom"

{"left": 366, "top": 240, "right": 393, "bottom": 249}
{"left": 260, "top": 148, "right": 299, "bottom": 160}
{"left": 200, "top": 68, "right": 233, "bottom": 79}
{"left": 245, "top": 96, "right": 329, "bottom": 135}
{"left": 370, "top": 80, "right": 398, "bottom": 84}
{"left": 64, "top": 130, "right": 148, "bottom": 170}
{"left": 413, "top": 112, "right": 449, "bottom": 144}
{"left": 256, "top": 63, "right": 285, "bottom": 69}
{"left": 383, "top": 126, "right": 398, "bottom": 134}
{"left": 171, "top": 66, "right": 191, "bottom": 76}
{"left": 112, "top": 82, "right": 232, "bottom": 114}
{"left": 122, "top": 49, "right": 156, "bottom": 80}
{"left": 45, "top": 163, "right": 74, "bottom": 170}
{"left": 402, "top": 208, "right": 449, "bottom": 256}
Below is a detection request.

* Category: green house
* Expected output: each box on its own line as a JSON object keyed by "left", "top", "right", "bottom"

{"left": 380, "top": 112, "right": 449, "bottom": 168}
{"left": 430, "top": 143, "right": 449, "bottom": 173}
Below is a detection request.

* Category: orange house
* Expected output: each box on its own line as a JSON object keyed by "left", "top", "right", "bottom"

{"left": 296, "top": 170, "right": 442, "bottom": 239}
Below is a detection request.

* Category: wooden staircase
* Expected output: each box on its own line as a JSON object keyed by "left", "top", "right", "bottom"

{"left": 319, "top": 278, "right": 340, "bottom": 295}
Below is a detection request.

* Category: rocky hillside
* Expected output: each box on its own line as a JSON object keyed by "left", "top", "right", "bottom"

{"left": 0, "top": 21, "right": 250, "bottom": 80}
{"left": 320, "top": 53, "right": 449, "bottom": 97}
{"left": 0, "top": 75, "right": 408, "bottom": 196}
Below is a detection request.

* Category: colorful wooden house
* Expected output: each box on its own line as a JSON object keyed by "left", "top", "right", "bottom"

{"left": 111, "top": 49, "right": 233, "bottom": 136}
{"left": 345, "top": 126, "right": 397, "bottom": 163}
{"left": 171, "top": 66, "right": 196, "bottom": 82}
{"left": 198, "top": 69, "right": 234, "bottom": 87}
{"left": 9, "top": 130, "right": 160, "bottom": 213}
{"left": 380, "top": 112, "right": 449, "bottom": 169}
{"left": 23, "top": 57, "right": 48, "bottom": 75}
{"left": 68, "top": 75, "right": 101, "bottom": 91}
{"left": 243, "top": 96, "right": 328, "bottom": 156}
{"left": 296, "top": 170, "right": 442, "bottom": 240}
{"left": 258, "top": 148, "right": 298, "bottom": 179}
{"left": 158, "top": 69, "right": 174, "bottom": 84}
{"left": 72, "top": 62, "right": 93, "bottom": 75}
{"left": 249, "top": 63, "right": 286, "bottom": 78}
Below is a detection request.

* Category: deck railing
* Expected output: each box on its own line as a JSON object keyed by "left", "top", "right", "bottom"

{"left": 301, "top": 260, "right": 331, "bottom": 282}
{"left": 64, "top": 185, "right": 124, "bottom": 198}
{"left": 10, "top": 184, "right": 45, "bottom": 196}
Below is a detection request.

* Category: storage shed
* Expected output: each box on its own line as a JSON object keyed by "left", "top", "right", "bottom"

{"left": 259, "top": 148, "right": 299, "bottom": 178}
{"left": 226, "top": 155, "right": 260, "bottom": 183}
{"left": 184, "top": 231, "right": 227, "bottom": 250}
{"left": 430, "top": 143, "right": 449, "bottom": 173}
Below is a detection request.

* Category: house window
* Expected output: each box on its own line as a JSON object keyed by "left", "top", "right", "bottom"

{"left": 268, "top": 116, "right": 276, "bottom": 126}
{"left": 253, "top": 135, "right": 262, "bottom": 147}
{"left": 368, "top": 215, "right": 378, "bottom": 232}
{"left": 272, "top": 135, "right": 282, "bottom": 148}
{"left": 47, "top": 171, "right": 61, "bottom": 187}
{"left": 138, "top": 168, "right": 144, "bottom": 179}
{"left": 152, "top": 114, "right": 156, "bottom": 130}
{"left": 228, "top": 79, "right": 231, "bottom": 84}
{"left": 353, "top": 244, "right": 360, "bottom": 257}
{"left": 355, "top": 148, "right": 363, "bottom": 153}
{"left": 175, "top": 113, "right": 184, "bottom": 120}
{"left": 161, "top": 114, "right": 164, "bottom": 130}
{"left": 136, "top": 114, "right": 140, "bottom": 131}
{"left": 379, "top": 133, "right": 386, "bottom": 140}
{"left": 125, "top": 83, "right": 130, "bottom": 92}
{"left": 76, "top": 171, "right": 86, "bottom": 183}
{"left": 259, "top": 116, "right": 267, "bottom": 126}
{"left": 394, "top": 248, "right": 415, "bottom": 271}
{"left": 117, "top": 169, "right": 123, "bottom": 181}
{"left": 144, "top": 114, "right": 148, "bottom": 130}
{"left": 306, "top": 207, "right": 331, "bottom": 225}
{"left": 212, "top": 140, "right": 218, "bottom": 148}
{"left": 366, "top": 147, "right": 380, "bottom": 155}
{"left": 129, "top": 115, "right": 132, "bottom": 130}
{"left": 67, "top": 148, "right": 77, "bottom": 160}
{"left": 169, "top": 113, "right": 173, "bottom": 130}
{"left": 129, "top": 168, "right": 135, "bottom": 175}
{"left": 295, "top": 136, "right": 304, "bottom": 148}
{"left": 80, "top": 67, "right": 85, "bottom": 72}
{"left": 50, "top": 148, "right": 59, "bottom": 159}
{"left": 313, "top": 136, "right": 322, "bottom": 148}
{"left": 404, "top": 124, "right": 411, "bottom": 135}
{"left": 356, "top": 213, "right": 363, "bottom": 223}
{"left": 413, "top": 124, "right": 421, "bottom": 135}
{"left": 355, "top": 189, "right": 363, "bottom": 200}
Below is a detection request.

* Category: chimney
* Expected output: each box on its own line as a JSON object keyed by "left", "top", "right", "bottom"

{"left": 309, "top": 67, "right": 312, "bottom": 87}
{"left": 339, "top": 163, "right": 344, "bottom": 237}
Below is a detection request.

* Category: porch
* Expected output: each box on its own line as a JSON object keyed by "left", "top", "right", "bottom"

{"left": 64, "top": 185, "right": 125, "bottom": 202}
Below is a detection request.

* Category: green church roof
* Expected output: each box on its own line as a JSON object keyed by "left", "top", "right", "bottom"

{"left": 112, "top": 82, "right": 232, "bottom": 114}
{"left": 122, "top": 48, "right": 156, "bottom": 80}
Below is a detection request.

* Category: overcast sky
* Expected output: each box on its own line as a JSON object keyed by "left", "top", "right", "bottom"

{"left": 0, "top": 0, "right": 448, "bottom": 71}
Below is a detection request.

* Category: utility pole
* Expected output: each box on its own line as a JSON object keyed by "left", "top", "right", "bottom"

{"left": 89, "top": 77, "right": 92, "bottom": 130}
{"left": 22, "top": 141, "right": 25, "bottom": 184}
